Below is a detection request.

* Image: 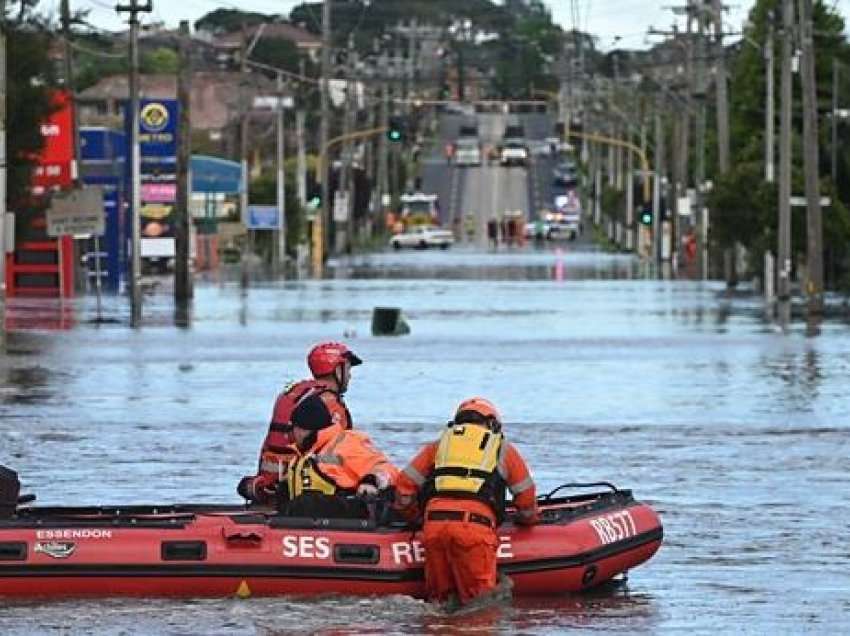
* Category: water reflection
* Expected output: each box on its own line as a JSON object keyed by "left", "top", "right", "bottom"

{"left": 3, "top": 298, "right": 76, "bottom": 331}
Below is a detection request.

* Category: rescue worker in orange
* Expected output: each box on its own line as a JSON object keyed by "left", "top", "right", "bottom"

{"left": 281, "top": 389, "right": 399, "bottom": 519}
{"left": 395, "top": 398, "right": 539, "bottom": 608}
{"left": 237, "top": 342, "right": 361, "bottom": 505}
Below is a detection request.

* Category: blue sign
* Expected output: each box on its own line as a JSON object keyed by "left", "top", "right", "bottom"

{"left": 192, "top": 155, "right": 242, "bottom": 194}
{"left": 136, "top": 99, "right": 179, "bottom": 159}
{"left": 247, "top": 205, "right": 281, "bottom": 230}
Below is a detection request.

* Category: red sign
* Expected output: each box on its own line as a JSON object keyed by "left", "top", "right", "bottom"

{"left": 31, "top": 91, "right": 74, "bottom": 192}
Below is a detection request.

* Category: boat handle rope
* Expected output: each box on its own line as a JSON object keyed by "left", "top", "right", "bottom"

{"left": 541, "top": 482, "right": 619, "bottom": 500}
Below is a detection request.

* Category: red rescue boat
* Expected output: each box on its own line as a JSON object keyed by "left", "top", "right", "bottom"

{"left": 0, "top": 468, "right": 662, "bottom": 599}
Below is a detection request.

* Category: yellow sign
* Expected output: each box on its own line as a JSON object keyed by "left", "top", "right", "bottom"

{"left": 141, "top": 204, "right": 172, "bottom": 220}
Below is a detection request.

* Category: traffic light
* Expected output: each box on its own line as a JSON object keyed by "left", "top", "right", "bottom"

{"left": 639, "top": 206, "right": 653, "bottom": 226}
{"left": 387, "top": 116, "right": 404, "bottom": 143}
{"left": 306, "top": 175, "right": 322, "bottom": 211}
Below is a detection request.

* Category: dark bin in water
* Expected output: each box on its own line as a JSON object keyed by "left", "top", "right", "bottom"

{"left": 0, "top": 466, "right": 20, "bottom": 518}
{"left": 372, "top": 307, "right": 411, "bottom": 336}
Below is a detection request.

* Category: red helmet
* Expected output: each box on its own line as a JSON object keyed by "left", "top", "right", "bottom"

{"left": 307, "top": 341, "right": 362, "bottom": 377}
{"left": 454, "top": 397, "right": 501, "bottom": 426}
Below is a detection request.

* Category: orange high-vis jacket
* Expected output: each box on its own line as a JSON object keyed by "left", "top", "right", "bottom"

{"left": 395, "top": 437, "right": 539, "bottom": 525}
{"left": 294, "top": 424, "right": 399, "bottom": 494}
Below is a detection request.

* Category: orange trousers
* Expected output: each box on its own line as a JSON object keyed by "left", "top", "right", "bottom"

{"left": 422, "top": 502, "right": 498, "bottom": 605}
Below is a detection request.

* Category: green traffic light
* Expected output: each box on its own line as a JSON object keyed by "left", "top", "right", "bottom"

{"left": 389, "top": 130, "right": 401, "bottom": 142}
{"left": 640, "top": 212, "right": 652, "bottom": 226}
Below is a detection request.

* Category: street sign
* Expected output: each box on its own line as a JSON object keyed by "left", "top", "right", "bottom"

{"left": 677, "top": 196, "right": 691, "bottom": 216}
{"left": 47, "top": 188, "right": 105, "bottom": 237}
{"left": 789, "top": 196, "right": 831, "bottom": 207}
{"left": 253, "top": 96, "right": 295, "bottom": 110}
{"left": 246, "top": 205, "right": 281, "bottom": 230}
{"left": 333, "top": 191, "right": 350, "bottom": 222}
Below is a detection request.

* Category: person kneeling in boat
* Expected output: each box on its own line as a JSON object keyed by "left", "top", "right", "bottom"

{"left": 394, "top": 397, "right": 539, "bottom": 609}
{"left": 280, "top": 389, "right": 398, "bottom": 519}
{"left": 238, "top": 342, "right": 362, "bottom": 505}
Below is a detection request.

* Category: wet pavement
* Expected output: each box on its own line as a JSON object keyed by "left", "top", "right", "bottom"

{"left": 1, "top": 243, "right": 849, "bottom": 634}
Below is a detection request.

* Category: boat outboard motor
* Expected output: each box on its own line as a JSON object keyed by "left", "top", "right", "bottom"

{"left": 0, "top": 466, "right": 21, "bottom": 519}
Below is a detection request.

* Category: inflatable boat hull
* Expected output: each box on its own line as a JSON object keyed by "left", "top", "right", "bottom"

{"left": 0, "top": 489, "right": 662, "bottom": 599}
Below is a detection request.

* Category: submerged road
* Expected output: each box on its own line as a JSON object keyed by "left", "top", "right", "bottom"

{"left": 1, "top": 244, "right": 848, "bottom": 633}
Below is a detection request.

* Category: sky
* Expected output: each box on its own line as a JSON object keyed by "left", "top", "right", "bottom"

{"left": 64, "top": 0, "right": 850, "bottom": 51}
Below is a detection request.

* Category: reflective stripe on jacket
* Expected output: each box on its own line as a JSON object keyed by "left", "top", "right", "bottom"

{"left": 286, "top": 427, "right": 398, "bottom": 499}
{"left": 396, "top": 435, "right": 539, "bottom": 525}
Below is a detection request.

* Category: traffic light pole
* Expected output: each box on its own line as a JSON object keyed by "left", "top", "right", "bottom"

{"left": 313, "top": 126, "right": 388, "bottom": 269}
{"left": 563, "top": 130, "right": 651, "bottom": 203}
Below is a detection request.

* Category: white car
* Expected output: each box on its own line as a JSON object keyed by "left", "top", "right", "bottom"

{"left": 390, "top": 226, "right": 454, "bottom": 250}
{"left": 500, "top": 141, "right": 529, "bottom": 167}
{"left": 454, "top": 139, "right": 482, "bottom": 167}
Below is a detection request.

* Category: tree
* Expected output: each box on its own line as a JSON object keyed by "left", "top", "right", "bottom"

{"left": 194, "top": 9, "right": 271, "bottom": 34}
{"left": 142, "top": 47, "right": 179, "bottom": 74}
{"left": 716, "top": 0, "right": 850, "bottom": 288}
{"left": 6, "top": 6, "right": 57, "bottom": 208}
{"left": 252, "top": 37, "right": 301, "bottom": 74}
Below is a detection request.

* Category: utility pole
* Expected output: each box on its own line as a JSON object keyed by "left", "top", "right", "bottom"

{"left": 831, "top": 61, "right": 840, "bottom": 185}
{"left": 1, "top": 0, "right": 7, "bottom": 302}
{"left": 339, "top": 37, "right": 356, "bottom": 253}
{"left": 116, "top": 0, "right": 152, "bottom": 327}
{"left": 296, "top": 110, "right": 306, "bottom": 208}
{"left": 276, "top": 71, "right": 286, "bottom": 271}
{"left": 296, "top": 58, "right": 307, "bottom": 209}
{"left": 712, "top": 0, "right": 730, "bottom": 174}
{"left": 798, "top": 0, "right": 823, "bottom": 313}
{"left": 765, "top": 20, "right": 775, "bottom": 183}
{"left": 694, "top": 12, "right": 708, "bottom": 278}
{"left": 777, "top": 0, "right": 793, "bottom": 301}
{"left": 377, "top": 78, "right": 389, "bottom": 218}
{"left": 653, "top": 94, "right": 664, "bottom": 262}
{"left": 319, "top": 0, "right": 332, "bottom": 263}
{"left": 60, "top": 0, "right": 81, "bottom": 184}
{"left": 239, "top": 26, "right": 250, "bottom": 288}
{"left": 174, "top": 20, "right": 192, "bottom": 302}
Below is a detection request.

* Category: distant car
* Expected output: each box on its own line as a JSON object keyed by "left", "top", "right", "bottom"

{"left": 500, "top": 140, "right": 529, "bottom": 167}
{"left": 553, "top": 161, "right": 578, "bottom": 186}
{"left": 445, "top": 102, "right": 476, "bottom": 117}
{"left": 390, "top": 225, "right": 454, "bottom": 250}
{"left": 454, "top": 139, "right": 482, "bottom": 167}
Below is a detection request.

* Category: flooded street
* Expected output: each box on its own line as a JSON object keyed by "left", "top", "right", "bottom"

{"left": 1, "top": 244, "right": 849, "bottom": 634}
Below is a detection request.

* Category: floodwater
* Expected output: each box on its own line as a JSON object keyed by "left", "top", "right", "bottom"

{"left": 1, "top": 244, "right": 849, "bottom": 634}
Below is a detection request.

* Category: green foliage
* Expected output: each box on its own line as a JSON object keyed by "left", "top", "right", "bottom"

{"left": 76, "top": 48, "right": 127, "bottom": 92}
{"left": 717, "top": 0, "right": 850, "bottom": 287}
{"left": 142, "top": 47, "right": 179, "bottom": 74}
{"left": 706, "top": 161, "right": 778, "bottom": 253}
{"left": 252, "top": 37, "right": 301, "bottom": 74}
{"left": 194, "top": 9, "right": 271, "bottom": 34}
{"left": 7, "top": 25, "right": 57, "bottom": 208}
{"left": 601, "top": 185, "right": 625, "bottom": 223}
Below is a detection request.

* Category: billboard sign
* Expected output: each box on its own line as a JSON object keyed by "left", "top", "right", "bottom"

{"left": 32, "top": 91, "right": 74, "bottom": 192}
{"left": 246, "top": 205, "right": 281, "bottom": 230}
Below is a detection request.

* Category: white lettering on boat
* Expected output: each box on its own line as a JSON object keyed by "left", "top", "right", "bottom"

{"left": 35, "top": 529, "right": 113, "bottom": 540}
{"left": 281, "top": 535, "right": 331, "bottom": 559}
{"left": 391, "top": 537, "right": 514, "bottom": 564}
{"left": 589, "top": 510, "right": 637, "bottom": 545}
{"left": 496, "top": 536, "right": 514, "bottom": 559}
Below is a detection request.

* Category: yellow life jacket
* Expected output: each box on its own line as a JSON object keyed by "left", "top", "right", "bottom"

{"left": 433, "top": 423, "right": 503, "bottom": 498}
{"left": 286, "top": 452, "right": 339, "bottom": 499}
